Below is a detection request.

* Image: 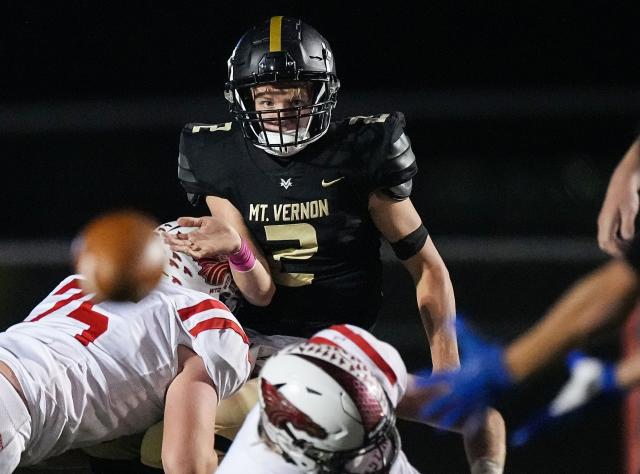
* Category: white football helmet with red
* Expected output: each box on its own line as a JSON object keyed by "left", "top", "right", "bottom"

{"left": 258, "top": 341, "right": 400, "bottom": 473}
{"left": 155, "top": 221, "right": 242, "bottom": 312}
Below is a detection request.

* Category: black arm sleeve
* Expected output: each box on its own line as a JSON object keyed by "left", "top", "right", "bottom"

{"left": 178, "top": 151, "right": 205, "bottom": 206}
{"left": 364, "top": 112, "right": 418, "bottom": 199}
{"left": 177, "top": 123, "right": 236, "bottom": 206}
{"left": 380, "top": 132, "right": 416, "bottom": 200}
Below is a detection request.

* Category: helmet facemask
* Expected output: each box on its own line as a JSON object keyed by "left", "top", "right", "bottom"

{"left": 261, "top": 411, "right": 400, "bottom": 474}
{"left": 229, "top": 79, "right": 336, "bottom": 157}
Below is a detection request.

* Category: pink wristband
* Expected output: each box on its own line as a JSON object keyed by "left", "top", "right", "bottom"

{"left": 228, "top": 239, "right": 256, "bottom": 272}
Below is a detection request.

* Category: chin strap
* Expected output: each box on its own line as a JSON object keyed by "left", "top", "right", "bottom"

{"left": 256, "top": 129, "right": 310, "bottom": 157}
{"left": 258, "top": 143, "right": 308, "bottom": 157}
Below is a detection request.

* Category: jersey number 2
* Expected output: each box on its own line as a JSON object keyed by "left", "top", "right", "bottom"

{"left": 264, "top": 223, "right": 318, "bottom": 287}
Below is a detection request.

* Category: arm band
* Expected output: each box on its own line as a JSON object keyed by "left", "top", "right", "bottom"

{"left": 389, "top": 224, "right": 429, "bottom": 260}
{"left": 229, "top": 239, "right": 257, "bottom": 272}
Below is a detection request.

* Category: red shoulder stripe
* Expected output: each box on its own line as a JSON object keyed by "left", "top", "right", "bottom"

{"left": 189, "top": 317, "right": 248, "bottom": 344}
{"left": 177, "top": 299, "right": 229, "bottom": 321}
{"left": 328, "top": 325, "right": 397, "bottom": 385}
{"left": 308, "top": 336, "right": 340, "bottom": 348}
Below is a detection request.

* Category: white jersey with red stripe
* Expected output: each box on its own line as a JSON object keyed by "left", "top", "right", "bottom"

{"left": 308, "top": 324, "right": 408, "bottom": 406}
{"left": 217, "top": 324, "right": 419, "bottom": 474}
{"left": 0, "top": 275, "right": 250, "bottom": 466}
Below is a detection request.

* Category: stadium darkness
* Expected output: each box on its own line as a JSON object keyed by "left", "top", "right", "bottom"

{"left": 2, "top": 3, "right": 640, "bottom": 472}
{"left": 2, "top": 2, "right": 639, "bottom": 101}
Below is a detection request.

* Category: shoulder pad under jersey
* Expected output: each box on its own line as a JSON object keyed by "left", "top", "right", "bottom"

{"left": 178, "top": 121, "right": 238, "bottom": 206}
{"left": 343, "top": 112, "right": 417, "bottom": 199}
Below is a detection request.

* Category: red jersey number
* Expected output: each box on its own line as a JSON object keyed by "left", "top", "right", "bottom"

{"left": 31, "top": 278, "right": 109, "bottom": 346}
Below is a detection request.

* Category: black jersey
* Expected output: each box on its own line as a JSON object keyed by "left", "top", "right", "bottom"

{"left": 178, "top": 112, "right": 417, "bottom": 336}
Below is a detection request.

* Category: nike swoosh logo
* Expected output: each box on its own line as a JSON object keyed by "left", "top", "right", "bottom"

{"left": 321, "top": 176, "right": 345, "bottom": 187}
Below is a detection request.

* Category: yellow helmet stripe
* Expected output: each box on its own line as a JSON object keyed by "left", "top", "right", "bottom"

{"left": 269, "top": 16, "right": 283, "bottom": 52}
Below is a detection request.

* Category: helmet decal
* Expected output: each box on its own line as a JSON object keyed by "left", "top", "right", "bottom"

{"left": 269, "top": 16, "right": 283, "bottom": 52}
{"left": 261, "top": 378, "right": 328, "bottom": 440}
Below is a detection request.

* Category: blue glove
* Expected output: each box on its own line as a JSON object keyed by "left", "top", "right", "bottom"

{"left": 415, "top": 317, "right": 514, "bottom": 429}
{"left": 510, "top": 350, "right": 619, "bottom": 447}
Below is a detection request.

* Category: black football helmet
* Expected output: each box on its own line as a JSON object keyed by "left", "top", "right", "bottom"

{"left": 225, "top": 16, "right": 340, "bottom": 156}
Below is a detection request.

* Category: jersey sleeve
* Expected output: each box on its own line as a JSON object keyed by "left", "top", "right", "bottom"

{"left": 309, "top": 324, "right": 408, "bottom": 406}
{"left": 177, "top": 122, "right": 237, "bottom": 206}
{"left": 175, "top": 296, "right": 251, "bottom": 401}
{"left": 351, "top": 111, "right": 418, "bottom": 199}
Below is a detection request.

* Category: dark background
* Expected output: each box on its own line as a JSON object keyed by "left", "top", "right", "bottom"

{"left": 2, "top": 1, "right": 639, "bottom": 472}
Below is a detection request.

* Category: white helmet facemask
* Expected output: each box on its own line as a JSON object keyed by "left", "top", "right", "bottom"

{"left": 252, "top": 82, "right": 329, "bottom": 157}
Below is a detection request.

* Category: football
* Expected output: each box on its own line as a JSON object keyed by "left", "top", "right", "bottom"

{"left": 73, "top": 210, "right": 167, "bottom": 302}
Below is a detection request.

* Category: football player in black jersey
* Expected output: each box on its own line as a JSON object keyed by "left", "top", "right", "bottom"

{"left": 166, "top": 16, "right": 506, "bottom": 473}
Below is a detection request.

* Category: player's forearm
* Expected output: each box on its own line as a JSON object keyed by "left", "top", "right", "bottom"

{"left": 505, "top": 259, "right": 638, "bottom": 382}
{"left": 204, "top": 195, "right": 275, "bottom": 306}
{"left": 414, "top": 264, "right": 459, "bottom": 371}
{"left": 230, "top": 246, "right": 275, "bottom": 306}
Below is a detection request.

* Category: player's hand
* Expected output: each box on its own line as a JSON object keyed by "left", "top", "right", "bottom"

{"left": 510, "top": 351, "right": 619, "bottom": 446}
{"left": 163, "top": 216, "right": 242, "bottom": 259}
{"left": 597, "top": 161, "right": 640, "bottom": 257}
{"left": 414, "top": 318, "right": 513, "bottom": 429}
